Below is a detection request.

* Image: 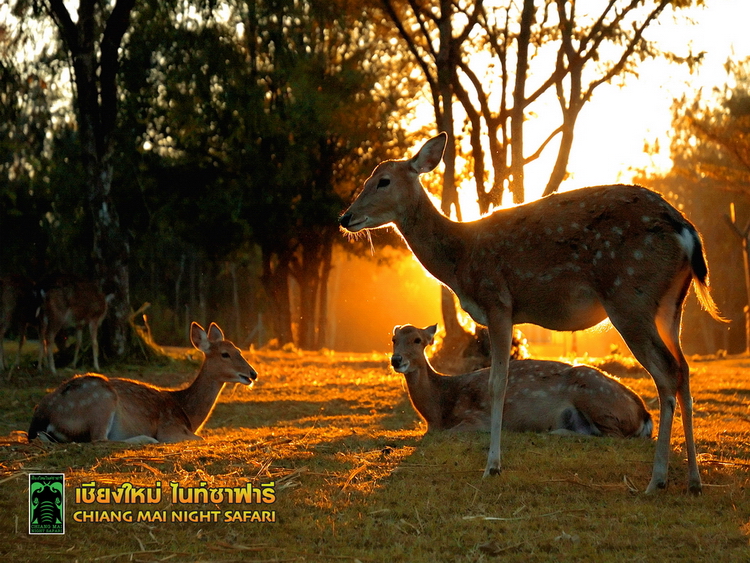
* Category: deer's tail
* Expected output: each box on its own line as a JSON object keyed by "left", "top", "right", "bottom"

{"left": 680, "top": 225, "right": 727, "bottom": 324}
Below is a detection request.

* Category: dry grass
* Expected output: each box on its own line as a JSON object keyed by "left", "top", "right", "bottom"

{"left": 1, "top": 348, "right": 750, "bottom": 562}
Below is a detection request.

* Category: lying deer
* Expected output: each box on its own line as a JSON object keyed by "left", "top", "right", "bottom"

{"left": 340, "top": 133, "right": 724, "bottom": 494}
{"left": 28, "top": 322, "right": 257, "bottom": 443}
{"left": 0, "top": 274, "right": 40, "bottom": 372}
{"left": 391, "top": 324, "right": 652, "bottom": 438}
{"left": 37, "top": 273, "right": 108, "bottom": 373}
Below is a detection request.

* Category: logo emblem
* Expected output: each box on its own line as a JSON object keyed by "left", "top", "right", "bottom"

{"left": 29, "top": 474, "right": 65, "bottom": 535}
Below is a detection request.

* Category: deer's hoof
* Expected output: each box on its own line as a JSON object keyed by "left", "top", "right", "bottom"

{"left": 644, "top": 478, "right": 667, "bottom": 495}
{"left": 688, "top": 481, "right": 703, "bottom": 496}
{"left": 482, "top": 465, "right": 502, "bottom": 478}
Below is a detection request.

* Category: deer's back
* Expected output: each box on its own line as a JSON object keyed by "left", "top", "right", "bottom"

{"left": 30, "top": 374, "right": 192, "bottom": 442}
{"left": 105, "top": 377, "right": 193, "bottom": 439}
{"left": 41, "top": 274, "right": 107, "bottom": 323}
{"left": 459, "top": 185, "right": 692, "bottom": 327}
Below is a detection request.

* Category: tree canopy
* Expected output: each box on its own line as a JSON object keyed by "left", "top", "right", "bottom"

{"left": 0, "top": 0, "right": 730, "bottom": 355}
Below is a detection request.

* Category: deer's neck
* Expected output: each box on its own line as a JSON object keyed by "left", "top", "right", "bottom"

{"left": 396, "top": 189, "right": 468, "bottom": 290}
{"left": 169, "top": 367, "right": 226, "bottom": 431}
{"left": 403, "top": 359, "right": 446, "bottom": 428}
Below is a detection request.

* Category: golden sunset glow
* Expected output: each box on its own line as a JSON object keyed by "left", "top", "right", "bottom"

{"left": 407, "top": 0, "right": 750, "bottom": 222}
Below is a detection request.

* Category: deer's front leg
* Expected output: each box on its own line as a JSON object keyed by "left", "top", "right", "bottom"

{"left": 483, "top": 310, "right": 513, "bottom": 477}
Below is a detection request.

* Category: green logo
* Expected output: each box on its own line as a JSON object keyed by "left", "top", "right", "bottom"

{"left": 29, "top": 474, "right": 65, "bottom": 535}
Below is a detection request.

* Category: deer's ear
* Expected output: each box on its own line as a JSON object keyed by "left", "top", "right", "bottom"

{"left": 207, "top": 323, "right": 225, "bottom": 343}
{"left": 410, "top": 133, "right": 446, "bottom": 174}
{"left": 425, "top": 324, "right": 438, "bottom": 345}
{"left": 190, "top": 322, "right": 210, "bottom": 352}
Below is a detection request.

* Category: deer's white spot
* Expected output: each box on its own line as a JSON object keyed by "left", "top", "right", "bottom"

{"left": 610, "top": 251, "right": 616, "bottom": 259}
{"left": 595, "top": 250, "right": 603, "bottom": 260}
{"left": 627, "top": 267, "right": 635, "bottom": 276}
{"left": 614, "top": 277, "right": 622, "bottom": 287}
{"left": 571, "top": 222, "right": 579, "bottom": 229}
{"left": 641, "top": 215, "right": 651, "bottom": 223}
{"left": 557, "top": 226, "right": 564, "bottom": 234}
{"left": 633, "top": 250, "right": 644, "bottom": 260}
{"left": 676, "top": 229, "right": 694, "bottom": 257}
{"left": 612, "top": 226, "right": 624, "bottom": 236}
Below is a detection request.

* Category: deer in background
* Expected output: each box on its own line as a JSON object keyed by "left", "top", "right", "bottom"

{"left": 391, "top": 324, "right": 652, "bottom": 438}
{"left": 37, "top": 274, "right": 109, "bottom": 374}
{"left": 340, "top": 133, "right": 724, "bottom": 494}
{"left": 0, "top": 274, "right": 40, "bottom": 372}
{"left": 28, "top": 322, "right": 257, "bottom": 443}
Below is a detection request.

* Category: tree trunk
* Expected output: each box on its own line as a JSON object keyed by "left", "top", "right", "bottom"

{"left": 316, "top": 241, "right": 334, "bottom": 349}
{"left": 297, "top": 270, "right": 319, "bottom": 350}
{"left": 175, "top": 254, "right": 185, "bottom": 334}
{"left": 230, "top": 262, "right": 242, "bottom": 342}
{"left": 543, "top": 119, "right": 577, "bottom": 197}
{"left": 509, "top": 0, "right": 535, "bottom": 204}
{"left": 261, "top": 251, "right": 293, "bottom": 345}
{"left": 49, "top": 0, "right": 135, "bottom": 362}
{"left": 437, "top": 0, "right": 461, "bottom": 222}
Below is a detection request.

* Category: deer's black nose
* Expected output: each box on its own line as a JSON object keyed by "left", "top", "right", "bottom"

{"left": 339, "top": 212, "right": 352, "bottom": 228}
{"left": 390, "top": 355, "right": 402, "bottom": 369}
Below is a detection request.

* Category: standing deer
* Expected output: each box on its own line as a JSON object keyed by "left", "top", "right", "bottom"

{"left": 391, "top": 324, "right": 652, "bottom": 438}
{"left": 37, "top": 274, "right": 108, "bottom": 373}
{"left": 28, "top": 322, "right": 257, "bottom": 443}
{"left": 0, "top": 274, "right": 40, "bottom": 372}
{"left": 340, "top": 133, "right": 724, "bottom": 494}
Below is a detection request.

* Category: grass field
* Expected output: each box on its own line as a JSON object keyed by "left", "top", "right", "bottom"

{"left": 1, "top": 345, "right": 750, "bottom": 562}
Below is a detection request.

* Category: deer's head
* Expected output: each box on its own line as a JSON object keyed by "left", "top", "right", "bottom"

{"left": 390, "top": 324, "right": 438, "bottom": 374}
{"left": 191, "top": 322, "right": 257, "bottom": 386}
{"left": 340, "top": 134, "right": 447, "bottom": 233}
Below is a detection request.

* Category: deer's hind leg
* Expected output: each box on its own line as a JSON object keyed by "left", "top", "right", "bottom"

{"left": 656, "top": 275, "right": 700, "bottom": 494}
{"left": 41, "top": 376, "right": 118, "bottom": 442}
{"left": 606, "top": 273, "right": 698, "bottom": 494}
{"left": 87, "top": 318, "right": 102, "bottom": 371}
{"left": 72, "top": 326, "right": 84, "bottom": 369}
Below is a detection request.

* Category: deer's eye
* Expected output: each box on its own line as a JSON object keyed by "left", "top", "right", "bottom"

{"left": 414, "top": 338, "right": 421, "bottom": 344}
{"left": 376, "top": 178, "right": 390, "bottom": 189}
{"left": 221, "top": 352, "right": 231, "bottom": 358}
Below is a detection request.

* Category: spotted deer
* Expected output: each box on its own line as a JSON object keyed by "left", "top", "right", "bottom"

{"left": 340, "top": 133, "right": 724, "bottom": 494}
{"left": 28, "top": 322, "right": 257, "bottom": 443}
{"left": 37, "top": 274, "right": 109, "bottom": 373}
{"left": 0, "top": 274, "right": 40, "bottom": 372}
{"left": 391, "top": 324, "right": 652, "bottom": 438}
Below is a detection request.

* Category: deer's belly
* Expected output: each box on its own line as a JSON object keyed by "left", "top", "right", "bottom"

{"left": 455, "top": 279, "right": 607, "bottom": 331}
{"left": 515, "top": 283, "right": 607, "bottom": 331}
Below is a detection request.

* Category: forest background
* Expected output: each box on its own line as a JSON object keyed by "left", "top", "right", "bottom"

{"left": 1, "top": 0, "right": 749, "bottom": 362}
